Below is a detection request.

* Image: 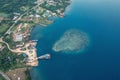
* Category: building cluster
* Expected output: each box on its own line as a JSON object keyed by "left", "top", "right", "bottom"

{"left": 19, "top": 41, "right": 38, "bottom": 66}
{"left": 47, "top": 0, "right": 57, "bottom": 6}
{"left": 12, "top": 23, "right": 31, "bottom": 49}
{"left": 13, "top": 12, "right": 21, "bottom": 21}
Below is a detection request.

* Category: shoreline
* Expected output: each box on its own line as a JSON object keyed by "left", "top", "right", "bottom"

{"left": 0, "top": 38, "right": 39, "bottom": 66}
{"left": 0, "top": 0, "right": 72, "bottom": 80}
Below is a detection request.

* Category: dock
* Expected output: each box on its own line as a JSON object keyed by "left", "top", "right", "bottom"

{"left": 38, "top": 54, "right": 51, "bottom": 59}
{"left": 29, "top": 54, "right": 51, "bottom": 63}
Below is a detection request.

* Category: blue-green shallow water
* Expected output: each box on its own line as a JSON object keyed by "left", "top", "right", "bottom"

{"left": 30, "top": 0, "right": 120, "bottom": 80}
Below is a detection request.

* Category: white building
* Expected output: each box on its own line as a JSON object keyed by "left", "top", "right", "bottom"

{"left": 14, "top": 34, "right": 23, "bottom": 42}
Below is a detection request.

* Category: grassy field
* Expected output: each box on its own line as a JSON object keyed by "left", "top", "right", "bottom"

{"left": 0, "top": 12, "right": 8, "bottom": 17}
{"left": 0, "top": 23, "right": 9, "bottom": 37}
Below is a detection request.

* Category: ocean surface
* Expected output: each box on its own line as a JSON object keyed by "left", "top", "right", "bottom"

{"left": 30, "top": 0, "right": 120, "bottom": 80}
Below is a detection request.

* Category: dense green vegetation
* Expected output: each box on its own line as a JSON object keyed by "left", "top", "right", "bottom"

{"left": 3, "top": 33, "right": 16, "bottom": 49}
{"left": 0, "top": 43, "right": 25, "bottom": 72}
{"left": 0, "top": 0, "right": 71, "bottom": 79}
{"left": 0, "top": 24, "right": 9, "bottom": 37}
{"left": 40, "top": 0, "right": 71, "bottom": 13}
{"left": 25, "top": 68, "right": 32, "bottom": 80}
{"left": 0, "top": 20, "right": 11, "bottom": 37}
{"left": 0, "top": 0, "right": 36, "bottom": 14}
{"left": 0, "top": 74, "right": 6, "bottom": 80}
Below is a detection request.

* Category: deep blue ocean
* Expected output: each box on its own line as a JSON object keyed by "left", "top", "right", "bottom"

{"left": 30, "top": 0, "right": 120, "bottom": 80}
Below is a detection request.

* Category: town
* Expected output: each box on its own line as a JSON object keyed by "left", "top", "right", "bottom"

{"left": 0, "top": 0, "right": 71, "bottom": 66}
{"left": 0, "top": 0, "right": 71, "bottom": 80}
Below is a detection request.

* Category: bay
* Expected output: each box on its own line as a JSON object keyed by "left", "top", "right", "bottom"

{"left": 30, "top": 0, "right": 120, "bottom": 80}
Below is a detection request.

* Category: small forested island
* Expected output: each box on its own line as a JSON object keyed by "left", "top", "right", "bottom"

{"left": 0, "top": 0, "right": 71, "bottom": 80}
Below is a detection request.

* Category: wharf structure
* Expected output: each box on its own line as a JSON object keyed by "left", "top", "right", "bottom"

{"left": 23, "top": 41, "right": 51, "bottom": 66}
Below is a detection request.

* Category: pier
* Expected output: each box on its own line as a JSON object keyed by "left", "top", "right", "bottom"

{"left": 28, "top": 54, "right": 51, "bottom": 63}
{"left": 37, "top": 54, "right": 51, "bottom": 60}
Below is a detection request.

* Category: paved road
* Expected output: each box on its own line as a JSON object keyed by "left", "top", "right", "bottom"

{"left": 0, "top": 71, "right": 11, "bottom": 80}
{"left": 0, "top": 38, "right": 24, "bottom": 53}
{"left": 5, "top": 15, "right": 23, "bottom": 35}
{"left": 5, "top": 2, "right": 43, "bottom": 35}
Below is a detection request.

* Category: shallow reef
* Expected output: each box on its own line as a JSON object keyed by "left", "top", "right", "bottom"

{"left": 52, "top": 29, "right": 90, "bottom": 53}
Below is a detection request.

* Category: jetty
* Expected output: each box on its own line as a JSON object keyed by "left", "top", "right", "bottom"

{"left": 29, "top": 54, "right": 51, "bottom": 63}
{"left": 37, "top": 53, "right": 51, "bottom": 60}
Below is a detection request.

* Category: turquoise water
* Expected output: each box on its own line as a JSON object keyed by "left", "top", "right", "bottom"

{"left": 30, "top": 0, "right": 120, "bottom": 80}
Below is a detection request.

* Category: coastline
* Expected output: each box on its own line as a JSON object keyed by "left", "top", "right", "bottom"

{"left": 29, "top": 0, "right": 120, "bottom": 80}
{"left": 6, "top": 67, "right": 32, "bottom": 80}
{"left": 0, "top": 0, "right": 72, "bottom": 80}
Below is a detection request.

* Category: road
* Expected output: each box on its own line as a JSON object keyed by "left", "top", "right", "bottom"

{"left": 4, "top": 2, "right": 43, "bottom": 35}
{"left": 0, "top": 38, "right": 14, "bottom": 52}
{"left": 0, "top": 71, "right": 11, "bottom": 80}
{"left": 4, "top": 0, "right": 55, "bottom": 36}
{"left": 0, "top": 38, "right": 26, "bottom": 53}
{"left": 5, "top": 14, "right": 23, "bottom": 35}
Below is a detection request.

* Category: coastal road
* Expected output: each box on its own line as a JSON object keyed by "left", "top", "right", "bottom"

{"left": 0, "top": 71, "right": 11, "bottom": 80}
